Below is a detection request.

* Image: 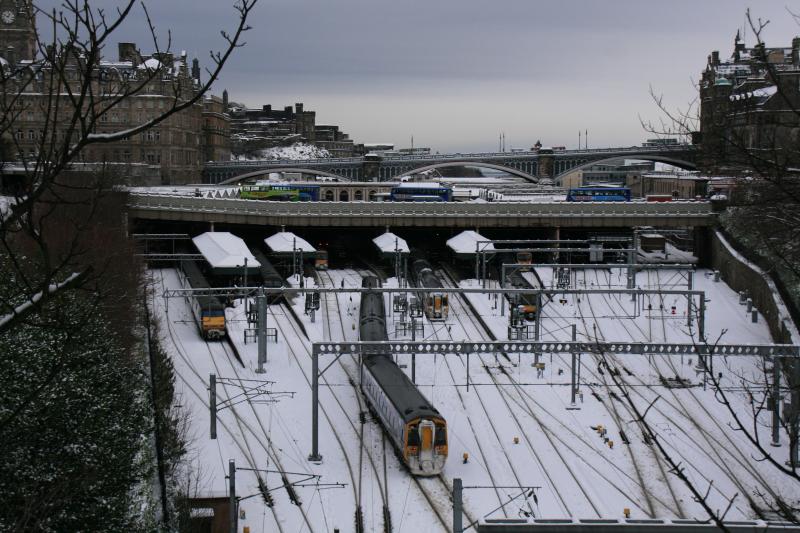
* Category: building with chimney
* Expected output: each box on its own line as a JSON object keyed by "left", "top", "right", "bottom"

{"left": 227, "top": 100, "right": 361, "bottom": 158}
{"left": 0, "top": 1, "right": 228, "bottom": 185}
{"left": 699, "top": 33, "right": 800, "bottom": 173}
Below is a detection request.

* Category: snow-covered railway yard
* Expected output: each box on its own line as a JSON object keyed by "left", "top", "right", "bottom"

{"left": 149, "top": 264, "right": 798, "bottom": 532}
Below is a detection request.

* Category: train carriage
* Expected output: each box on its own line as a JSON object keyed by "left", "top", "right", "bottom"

{"left": 178, "top": 259, "right": 226, "bottom": 340}
{"left": 411, "top": 259, "right": 449, "bottom": 321}
{"left": 359, "top": 276, "right": 448, "bottom": 475}
{"left": 504, "top": 260, "right": 544, "bottom": 321}
{"left": 250, "top": 248, "right": 285, "bottom": 303}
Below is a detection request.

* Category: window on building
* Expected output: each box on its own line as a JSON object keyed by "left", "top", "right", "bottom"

{"left": 324, "top": 190, "right": 334, "bottom": 201}
{"left": 354, "top": 190, "right": 363, "bottom": 201}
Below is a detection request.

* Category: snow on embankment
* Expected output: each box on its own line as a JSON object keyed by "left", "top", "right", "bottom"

{"left": 232, "top": 143, "right": 331, "bottom": 161}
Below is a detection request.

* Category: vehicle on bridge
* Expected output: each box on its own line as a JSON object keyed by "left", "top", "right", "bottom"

{"left": 566, "top": 186, "right": 631, "bottom": 202}
{"left": 240, "top": 183, "right": 320, "bottom": 201}
{"left": 389, "top": 182, "right": 453, "bottom": 202}
{"left": 646, "top": 194, "right": 674, "bottom": 202}
{"left": 359, "top": 276, "right": 448, "bottom": 475}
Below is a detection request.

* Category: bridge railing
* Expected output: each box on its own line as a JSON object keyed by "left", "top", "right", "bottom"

{"left": 128, "top": 193, "right": 713, "bottom": 219}
{"left": 203, "top": 144, "right": 696, "bottom": 169}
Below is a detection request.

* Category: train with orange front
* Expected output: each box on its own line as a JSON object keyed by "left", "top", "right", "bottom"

{"left": 359, "top": 276, "right": 448, "bottom": 475}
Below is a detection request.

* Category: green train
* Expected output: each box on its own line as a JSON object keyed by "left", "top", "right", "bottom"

{"left": 240, "top": 183, "right": 320, "bottom": 201}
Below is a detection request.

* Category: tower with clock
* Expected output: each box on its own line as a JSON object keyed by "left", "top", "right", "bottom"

{"left": 0, "top": 0, "right": 35, "bottom": 63}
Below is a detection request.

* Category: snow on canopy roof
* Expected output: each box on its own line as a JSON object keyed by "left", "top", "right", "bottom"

{"left": 264, "top": 231, "right": 315, "bottom": 253}
{"left": 192, "top": 232, "right": 260, "bottom": 269}
{"left": 446, "top": 230, "right": 495, "bottom": 255}
{"left": 373, "top": 232, "right": 410, "bottom": 254}
{"left": 394, "top": 182, "right": 450, "bottom": 189}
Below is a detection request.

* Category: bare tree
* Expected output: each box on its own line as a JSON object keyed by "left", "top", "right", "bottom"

{"left": 0, "top": 0, "right": 257, "bottom": 332}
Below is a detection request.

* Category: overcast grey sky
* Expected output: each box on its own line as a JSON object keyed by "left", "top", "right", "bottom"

{"left": 43, "top": 1, "right": 800, "bottom": 152}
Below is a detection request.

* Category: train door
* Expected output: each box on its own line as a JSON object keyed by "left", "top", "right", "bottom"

{"left": 432, "top": 295, "right": 442, "bottom": 319}
{"left": 419, "top": 420, "right": 435, "bottom": 471}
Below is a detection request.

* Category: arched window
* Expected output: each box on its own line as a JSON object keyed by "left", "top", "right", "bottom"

{"left": 369, "top": 190, "right": 377, "bottom": 201}
{"left": 339, "top": 190, "right": 349, "bottom": 202}
{"left": 324, "top": 190, "right": 334, "bottom": 201}
{"left": 354, "top": 190, "right": 363, "bottom": 201}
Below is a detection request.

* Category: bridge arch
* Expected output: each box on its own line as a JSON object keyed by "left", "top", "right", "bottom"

{"left": 218, "top": 167, "right": 350, "bottom": 185}
{"left": 553, "top": 155, "right": 697, "bottom": 183}
{"left": 389, "top": 161, "right": 538, "bottom": 183}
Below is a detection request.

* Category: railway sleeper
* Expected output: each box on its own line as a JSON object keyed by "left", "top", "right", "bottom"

{"left": 355, "top": 506, "right": 365, "bottom": 533}
{"left": 283, "top": 474, "right": 302, "bottom": 505}
{"left": 383, "top": 505, "right": 392, "bottom": 533}
{"left": 257, "top": 476, "right": 275, "bottom": 507}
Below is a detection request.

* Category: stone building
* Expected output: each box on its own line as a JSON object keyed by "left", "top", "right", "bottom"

{"left": 202, "top": 94, "right": 231, "bottom": 163}
{"left": 699, "top": 33, "right": 800, "bottom": 173}
{"left": 626, "top": 172, "right": 709, "bottom": 199}
{"left": 227, "top": 100, "right": 360, "bottom": 158}
{"left": 0, "top": 1, "right": 227, "bottom": 185}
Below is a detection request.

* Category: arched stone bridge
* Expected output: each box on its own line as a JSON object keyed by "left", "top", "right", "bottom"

{"left": 205, "top": 144, "right": 699, "bottom": 184}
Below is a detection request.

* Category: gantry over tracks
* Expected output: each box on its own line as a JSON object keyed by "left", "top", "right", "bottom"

{"left": 127, "top": 193, "right": 715, "bottom": 229}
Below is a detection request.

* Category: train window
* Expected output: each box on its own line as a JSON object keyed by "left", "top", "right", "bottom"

{"left": 434, "top": 426, "right": 447, "bottom": 445}
{"left": 407, "top": 425, "right": 420, "bottom": 446}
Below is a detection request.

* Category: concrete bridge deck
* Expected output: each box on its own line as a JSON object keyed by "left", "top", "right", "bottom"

{"left": 127, "top": 193, "right": 714, "bottom": 229}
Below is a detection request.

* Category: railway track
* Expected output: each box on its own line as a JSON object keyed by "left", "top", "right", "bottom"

{"left": 439, "top": 264, "right": 689, "bottom": 518}
{"left": 576, "top": 269, "right": 676, "bottom": 518}
{"left": 151, "top": 270, "right": 290, "bottom": 532}
{"left": 318, "top": 269, "right": 392, "bottom": 533}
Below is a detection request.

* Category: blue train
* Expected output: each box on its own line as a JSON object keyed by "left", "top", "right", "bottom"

{"left": 566, "top": 186, "right": 631, "bottom": 202}
{"left": 389, "top": 183, "right": 453, "bottom": 202}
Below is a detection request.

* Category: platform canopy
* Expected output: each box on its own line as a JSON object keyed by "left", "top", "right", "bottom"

{"left": 265, "top": 231, "right": 316, "bottom": 255}
{"left": 192, "top": 232, "right": 260, "bottom": 275}
{"left": 447, "top": 230, "right": 495, "bottom": 259}
{"left": 373, "top": 232, "right": 410, "bottom": 258}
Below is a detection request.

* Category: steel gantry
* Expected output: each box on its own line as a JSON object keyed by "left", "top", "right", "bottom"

{"left": 307, "top": 340, "right": 800, "bottom": 463}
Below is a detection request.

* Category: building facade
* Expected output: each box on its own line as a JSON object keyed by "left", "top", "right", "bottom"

{"left": 699, "top": 34, "right": 800, "bottom": 173}
{"left": 203, "top": 95, "right": 231, "bottom": 163}
{"left": 0, "top": 2, "right": 228, "bottom": 185}
{"left": 227, "top": 100, "right": 361, "bottom": 158}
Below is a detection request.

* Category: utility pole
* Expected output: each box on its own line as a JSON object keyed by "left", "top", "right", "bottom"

{"left": 453, "top": 478, "right": 463, "bottom": 533}
{"left": 411, "top": 314, "right": 416, "bottom": 384}
{"left": 228, "top": 459, "right": 237, "bottom": 533}
{"left": 210, "top": 373, "right": 217, "bottom": 439}
{"left": 256, "top": 287, "right": 267, "bottom": 374}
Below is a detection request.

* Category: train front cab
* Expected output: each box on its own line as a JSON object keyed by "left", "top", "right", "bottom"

{"left": 425, "top": 293, "right": 449, "bottom": 321}
{"left": 201, "top": 307, "right": 226, "bottom": 340}
{"left": 404, "top": 417, "right": 447, "bottom": 475}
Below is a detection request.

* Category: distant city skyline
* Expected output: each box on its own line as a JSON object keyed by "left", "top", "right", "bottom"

{"left": 39, "top": 0, "right": 800, "bottom": 152}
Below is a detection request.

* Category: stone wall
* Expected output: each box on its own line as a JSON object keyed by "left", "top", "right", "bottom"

{"left": 710, "top": 230, "right": 799, "bottom": 343}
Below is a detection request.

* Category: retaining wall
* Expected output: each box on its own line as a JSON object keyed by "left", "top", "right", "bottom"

{"left": 710, "top": 230, "right": 799, "bottom": 344}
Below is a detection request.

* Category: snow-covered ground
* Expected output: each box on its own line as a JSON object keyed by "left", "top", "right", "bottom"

{"left": 232, "top": 143, "right": 331, "bottom": 161}
{"left": 150, "top": 264, "right": 798, "bottom": 532}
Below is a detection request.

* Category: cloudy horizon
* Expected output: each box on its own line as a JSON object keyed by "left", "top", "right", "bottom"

{"left": 40, "top": 0, "right": 800, "bottom": 153}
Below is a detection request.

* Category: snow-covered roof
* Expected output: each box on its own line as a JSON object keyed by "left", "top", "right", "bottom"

{"left": 372, "top": 232, "right": 410, "bottom": 254}
{"left": 446, "top": 230, "right": 495, "bottom": 255}
{"left": 192, "top": 232, "right": 260, "bottom": 269}
{"left": 264, "top": 231, "right": 315, "bottom": 253}
{"left": 138, "top": 58, "right": 163, "bottom": 71}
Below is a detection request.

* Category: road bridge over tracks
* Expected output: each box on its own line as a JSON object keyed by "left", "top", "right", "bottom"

{"left": 205, "top": 144, "right": 699, "bottom": 184}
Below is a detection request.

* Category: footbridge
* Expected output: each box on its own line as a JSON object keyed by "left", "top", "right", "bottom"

{"left": 205, "top": 144, "right": 699, "bottom": 185}
{"left": 127, "top": 192, "right": 714, "bottom": 229}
